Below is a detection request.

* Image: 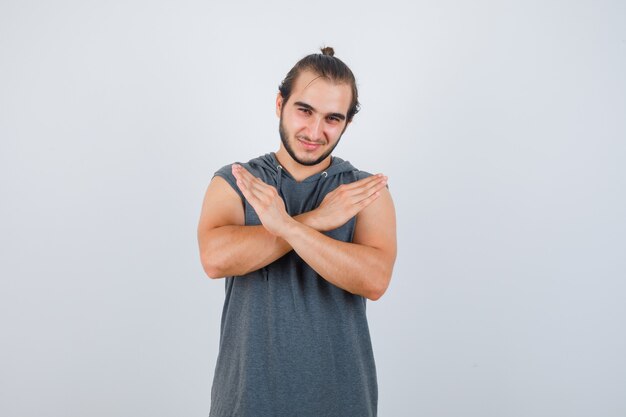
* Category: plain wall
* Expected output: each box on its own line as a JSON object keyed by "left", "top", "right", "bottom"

{"left": 1, "top": 1, "right": 625, "bottom": 416}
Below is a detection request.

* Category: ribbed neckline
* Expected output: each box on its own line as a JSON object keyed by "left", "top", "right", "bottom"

{"left": 269, "top": 152, "right": 336, "bottom": 184}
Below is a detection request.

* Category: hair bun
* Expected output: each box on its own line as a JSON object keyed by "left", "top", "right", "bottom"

{"left": 320, "top": 46, "right": 335, "bottom": 57}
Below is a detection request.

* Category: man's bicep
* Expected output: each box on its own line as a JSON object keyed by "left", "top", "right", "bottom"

{"left": 352, "top": 187, "right": 397, "bottom": 263}
{"left": 198, "top": 176, "right": 245, "bottom": 235}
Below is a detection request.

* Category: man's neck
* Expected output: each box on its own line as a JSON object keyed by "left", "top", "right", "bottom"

{"left": 274, "top": 148, "right": 332, "bottom": 182}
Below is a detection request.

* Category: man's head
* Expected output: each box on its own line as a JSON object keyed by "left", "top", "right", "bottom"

{"left": 278, "top": 47, "right": 360, "bottom": 123}
{"left": 276, "top": 47, "right": 359, "bottom": 167}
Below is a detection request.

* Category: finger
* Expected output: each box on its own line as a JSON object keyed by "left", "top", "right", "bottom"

{"left": 356, "top": 189, "right": 383, "bottom": 210}
{"left": 342, "top": 176, "right": 386, "bottom": 202}
{"left": 351, "top": 180, "right": 387, "bottom": 205}
{"left": 241, "top": 176, "right": 275, "bottom": 203}
{"left": 233, "top": 167, "right": 281, "bottom": 211}
{"left": 342, "top": 174, "right": 382, "bottom": 190}
{"left": 232, "top": 166, "right": 264, "bottom": 205}
{"left": 233, "top": 164, "right": 273, "bottom": 192}
{"left": 232, "top": 165, "right": 269, "bottom": 199}
{"left": 341, "top": 174, "right": 385, "bottom": 191}
{"left": 232, "top": 165, "right": 253, "bottom": 192}
{"left": 353, "top": 176, "right": 387, "bottom": 200}
{"left": 235, "top": 174, "right": 254, "bottom": 200}
{"left": 236, "top": 178, "right": 255, "bottom": 205}
{"left": 232, "top": 164, "right": 255, "bottom": 182}
{"left": 356, "top": 175, "right": 387, "bottom": 192}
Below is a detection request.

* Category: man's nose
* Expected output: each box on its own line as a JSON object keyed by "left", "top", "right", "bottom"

{"left": 308, "top": 117, "right": 324, "bottom": 141}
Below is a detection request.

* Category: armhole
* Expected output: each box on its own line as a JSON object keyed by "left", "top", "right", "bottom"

{"left": 213, "top": 171, "right": 245, "bottom": 202}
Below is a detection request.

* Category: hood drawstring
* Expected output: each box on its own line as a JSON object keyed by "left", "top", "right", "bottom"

{"left": 311, "top": 170, "right": 328, "bottom": 207}
{"left": 276, "top": 164, "right": 291, "bottom": 214}
{"left": 276, "top": 164, "right": 283, "bottom": 192}
{"left": 312, "top": 156, "right": 333, "bottom": 207}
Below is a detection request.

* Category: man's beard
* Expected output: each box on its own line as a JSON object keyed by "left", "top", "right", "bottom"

{"left": 279, "top": 114, "right": 343, "bottom": 167}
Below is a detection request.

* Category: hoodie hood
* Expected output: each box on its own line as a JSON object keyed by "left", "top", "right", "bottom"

{"left": 214, "top": 152, "right": 372, "bottom": 227}
{"left": 241, "top": 152, "right": 359, "bottom": 216}
{"left": 250, "top": 152, "right": 357, "bottom": 183}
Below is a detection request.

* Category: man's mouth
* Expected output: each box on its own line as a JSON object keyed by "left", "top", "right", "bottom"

{"left": 297, "top": 137, "right": 323, "bottom": 150}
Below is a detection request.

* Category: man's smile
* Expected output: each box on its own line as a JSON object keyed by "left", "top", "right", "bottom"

{"left": 297, "top": 137, "right": 324, "bottom": 150}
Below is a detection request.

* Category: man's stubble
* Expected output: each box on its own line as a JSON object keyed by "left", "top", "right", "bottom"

{"left": 278, "top": 112, "right": 344, "bottom": 167}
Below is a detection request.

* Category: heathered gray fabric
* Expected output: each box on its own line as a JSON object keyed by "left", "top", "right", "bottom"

{"left": 209, "top": 153, "right": 378, "bottom": 417}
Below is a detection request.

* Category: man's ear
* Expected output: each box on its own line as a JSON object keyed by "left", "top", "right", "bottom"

{"left": 275, "top": 93, "right": 284, "bottom": 118}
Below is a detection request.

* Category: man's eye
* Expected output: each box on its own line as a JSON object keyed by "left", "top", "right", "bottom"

{"left": 299, "top": 108, "right": 311, "bottom": 114}
{"left": 327, "top": 117, "right": 339, "bottom": 123}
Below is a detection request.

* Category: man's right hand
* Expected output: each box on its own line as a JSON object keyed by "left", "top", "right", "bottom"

{"left": 310, "top": 174, "right": 388, "bottom": 232}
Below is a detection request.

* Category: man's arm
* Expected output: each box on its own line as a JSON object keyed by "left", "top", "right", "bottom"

{"left": 198, "top": 176, "right": 306, "bottom": 278}
{"left": 282, "top": 189, "right": 396, "bottom": 300}
{"left": 197, "top": 171, "right": 387, "bottom": 278}
{"left": 232, "top": 164, "right": 397, "bottom": 300}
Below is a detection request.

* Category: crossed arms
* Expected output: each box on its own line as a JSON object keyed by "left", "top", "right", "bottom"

{"left": 197, "top": 165, "right": 397, "bottom": 300}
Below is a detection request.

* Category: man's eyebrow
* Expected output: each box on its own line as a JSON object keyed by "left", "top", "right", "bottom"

{"left": 293, "top": 101, "right": 346, "bottom": 121}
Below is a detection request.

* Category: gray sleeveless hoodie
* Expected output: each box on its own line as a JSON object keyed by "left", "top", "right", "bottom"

{"left": 210, "top": 153, "right": 377, "bottom": 417}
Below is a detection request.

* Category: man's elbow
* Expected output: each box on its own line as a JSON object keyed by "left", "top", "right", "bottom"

{"left": 366, "top": 286, "right": 387, "bottom": 302}
{"left": 200, "top": 253, "right": 226, "bottom": 279}
{"left": 365, "top": 273, "right": 392, "bottom": 301}
{"left": 203, "top": 266, "right": 224, "bottom": 279}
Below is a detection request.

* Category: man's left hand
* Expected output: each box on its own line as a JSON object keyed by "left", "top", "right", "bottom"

{"left": 232, "top": 164, "right": 294, "bottom": 237}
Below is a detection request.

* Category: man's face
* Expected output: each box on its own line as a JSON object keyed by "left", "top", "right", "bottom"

{"left": 276, "top": 70, "right": 352, "bottom": 167}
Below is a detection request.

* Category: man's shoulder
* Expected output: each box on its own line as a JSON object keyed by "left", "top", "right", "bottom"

{"left": 214, "top": 153, "right": 275, "bottom": 176}
{"left": 212, "top": 153, "right": 278, "bottom": 198}
{"left": 353, "top": 169, "right": 374, "bottom": 181}
{"left": 328, "top": 155, "right": 373, "bottom": 183}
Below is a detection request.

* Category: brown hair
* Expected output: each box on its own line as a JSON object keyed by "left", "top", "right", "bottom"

{"left": 278, "top": 47, "right": 360, "bottom": 122}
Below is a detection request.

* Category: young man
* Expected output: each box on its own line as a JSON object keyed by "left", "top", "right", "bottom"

{"left": 197, "top": 47, "right": 397, "bottom": 417}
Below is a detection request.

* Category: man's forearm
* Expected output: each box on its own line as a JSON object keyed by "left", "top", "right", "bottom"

{"left": 200, "top": 211, "right": 321, "bottom": 278}
{"left": 280, "top": 220, "right": 394, "bottom": 300}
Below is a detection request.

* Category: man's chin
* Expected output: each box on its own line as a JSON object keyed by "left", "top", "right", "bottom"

{"left": 293, "top": 155, "right": 325, "bottom": 167}
{"left": 291, "top": 142, "right": 339, "bottom": 167}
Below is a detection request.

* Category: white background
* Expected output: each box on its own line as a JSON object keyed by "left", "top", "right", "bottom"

{"left": 1, "top": 1, "right": 625, "bottom": 416}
